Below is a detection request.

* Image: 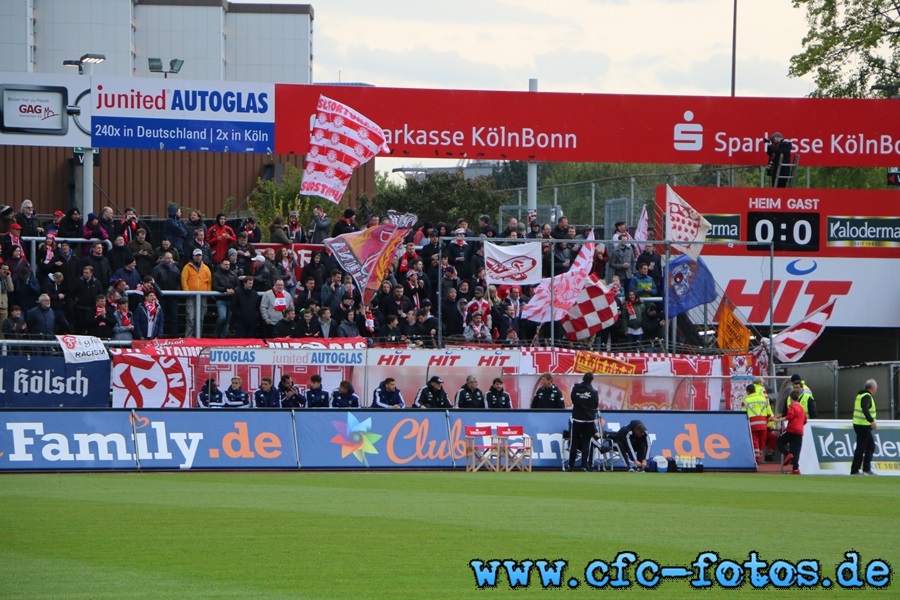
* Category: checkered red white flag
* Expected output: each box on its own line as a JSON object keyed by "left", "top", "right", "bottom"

{"left": 765, "top": 300, "right": 836, "bottom": 363}
{"left": 521, "top": 231, "right": 595, "bottom": 322}
{"left": 562, "top": 275, "right": 620, "bottom": 341}
{"left": 666, "top": 185, "right": 710, "bottom": 260}
{"left": 300, "top": 95, "right": 390, "bottom": 204}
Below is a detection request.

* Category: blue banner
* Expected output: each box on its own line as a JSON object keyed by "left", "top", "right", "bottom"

{"left": 0, "top": 410, "right": 755, "bottom": 471}
{"left": 667, "top": 255, "right": 717, "bottom": 317}
{"left": 0, "top": 356, "right": 110, "bottom": 408}
{"left": 92, "top": 116, "right": 274, "bottom": 153}
{"left": 295, "top": 410, "right": 456, "bottom": 469}
{"left": 0, "top": 411, "right": 136, "bottom": 471}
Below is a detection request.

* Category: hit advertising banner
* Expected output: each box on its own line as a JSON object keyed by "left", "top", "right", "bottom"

{"left": 0, "top": 356, "right": 110, "bottom": 408}
{"left": 658, "top": 187, "right": 900, "bottom": 327}
{"left": 799, "top": 420, "right": 900, "bottom": 476}
{"left": 90, "top": 76, "right": 274, "bottom": 153}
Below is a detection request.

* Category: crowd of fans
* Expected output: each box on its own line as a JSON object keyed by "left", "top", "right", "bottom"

{"left": 0, "top": 200, "right": 669, "bottom": 349}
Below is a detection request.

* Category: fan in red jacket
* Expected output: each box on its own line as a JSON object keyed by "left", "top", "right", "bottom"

{"left": 206, "top": 213, "right": 236, "bottom": 264}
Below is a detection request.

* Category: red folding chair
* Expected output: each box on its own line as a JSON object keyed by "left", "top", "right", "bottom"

{"left": 465, "top": 425, "right": 497, "bottom": 472}
{"left": 495, "top": 425, "right": 532, "bottom": 472}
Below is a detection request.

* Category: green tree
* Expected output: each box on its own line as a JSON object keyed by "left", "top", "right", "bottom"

{"left": 365, "top": 170, "right": 506, "bottom": 226}
{"left": 246, "top": 164, "right": 342, "bottom": 242}
{"left": 790, "top": 0, "right": 900, "bottom": 97}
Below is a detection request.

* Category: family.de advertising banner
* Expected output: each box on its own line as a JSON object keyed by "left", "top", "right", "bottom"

{"left": 90, "top": 76, "right": 274, "bottom": 153}
{"left": 0, "top": 356, "right": 110, "bottom": 408}
{"left": 799, "top": 420, "right": 900, "bottom": 476}
{"left": 453, "top": 410, "right": 756, "bottom": 471}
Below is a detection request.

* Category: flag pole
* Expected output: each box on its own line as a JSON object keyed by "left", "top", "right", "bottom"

{"left": 768, "top": 240, "right": 775, "bottom": 379}
{"left": 549, "top": 239, "right": 555, "bottom": 346}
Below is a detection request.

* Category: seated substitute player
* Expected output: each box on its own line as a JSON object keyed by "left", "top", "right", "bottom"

{"left": 305, "top": 374, "right": 331, "bottom": 408}
{"left": 531, "top": 373, "right": 565, "bottom": 409}
{"left": 224, "top": 376, "right": 251, "bottom": 408}
{"left": 331, "top": 380, "right": 360, "bottom": 408}
{"left": 371, "top": 377, "right": 405, "bottom": 409}
{"left": 413, "top": 376, "right": 452, "bottom": 409}
{"left": 485, "top": 378, "right": 512, "bottom": 409}
{"left": 197, "top": 378, "right": 225, "bottom": 408}
{"left": 455, "top": 375, "right": 485, "bottom": 409}
{"left": 254, "top": 377, "right": 280, "bottom": 408}
{"left": 613, "top": 419, "right": 652, "bottom": 472}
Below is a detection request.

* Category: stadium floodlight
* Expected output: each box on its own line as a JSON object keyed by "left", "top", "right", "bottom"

{"left": 149, "top": 57, "right": 184, "bottom": 78}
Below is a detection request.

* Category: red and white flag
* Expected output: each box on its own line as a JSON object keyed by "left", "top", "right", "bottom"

{"left": 666, "top": 185, "right": 710, "bottom": 260}
{"left": 633, "top": 205, "right": 649, "bottom": 255}
{"left": 300, "top": 95, "right": 390, "bottom": 204}
{"left": 484, "top": 241, "right": 542, "bottom": 286}
{"left": 766, "top": 300, "right": 836, "bottom": 363}
{"left": 562, "top": 275, "right": 620, "bottom": 340}
{"left": 522, "top": 231, "right": 594, "bottom": 322}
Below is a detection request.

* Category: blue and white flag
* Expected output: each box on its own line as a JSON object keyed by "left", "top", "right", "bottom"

{"left": 666, "top": 255, "right": 716, "bottom": 317}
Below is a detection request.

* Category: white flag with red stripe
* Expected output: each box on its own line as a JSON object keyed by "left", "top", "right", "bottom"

{"left": 766, "top": 300, "right": 836, "bottom": 363}
{"left": 484, "top": 241, "right": 543, "bottom": 286}
{"left": 666, "top": 185, "right": 710, "bottom": 260}
{"left": 562, "top": 275, "right": 620, "bottom": 340}
{"left": 300, "top": 95, "right": 390, "bottom": 204}
{"left": 521, "top": 231, "right": 594, "bottom": 322}
{"left": 633, "top": 205, "right": 649, "bottom": 256}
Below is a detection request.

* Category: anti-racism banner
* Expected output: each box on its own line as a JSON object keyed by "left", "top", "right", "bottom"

{"left": 6, "top": 73, "right": 900, "bottom": 167}
{"left": 799, "top": 420, "right": 900, "bottom": 476}
{"left": 56, "top": 334, "right": 110, "bottom": 363}
{"left": 0, "top": 356, "right": 110, "bottom": 408}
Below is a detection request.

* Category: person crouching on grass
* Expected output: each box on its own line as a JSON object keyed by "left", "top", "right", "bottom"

{"left": 775, "top": 390, "right": 807, "bottom": 474}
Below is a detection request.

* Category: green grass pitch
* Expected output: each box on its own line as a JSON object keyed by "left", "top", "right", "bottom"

{"left": 1, "top": 471, "right": 897, "bottom": 598}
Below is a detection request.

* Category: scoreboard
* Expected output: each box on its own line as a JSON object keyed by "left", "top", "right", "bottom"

{"left": 655, "top": 187, "right": 900, "bottom": 327}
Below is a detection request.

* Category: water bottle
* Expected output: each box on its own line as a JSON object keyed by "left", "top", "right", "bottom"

{"left": 696, "top": 457, "right": 704, "bottom": 473}
{"left": 676, "top": 455, "right": 683, "bottom": 472}
{"left": 689, "top": 456, "right": 695, "bottom": 472}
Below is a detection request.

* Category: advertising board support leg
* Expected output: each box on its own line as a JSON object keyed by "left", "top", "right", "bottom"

{"left": 291, "top": 410, "right": 301, "bottom": 469}
{"left": 445, "top": 409, "right": 456, "bottom": 469}
{"left": 130, "top": 409, "right": 142, "bottom": 470}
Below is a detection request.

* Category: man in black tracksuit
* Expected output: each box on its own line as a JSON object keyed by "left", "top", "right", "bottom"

{"left": 455, "top": 375, "right": 485, "bottom": 408}
{"left": 569, "top": 372, "right": 600, "bottom": 472}
{"left": 614, "top": 419, "right": 652, "bottom": 471}
{"left": 531, "top": 373, "right": 565, "bottom": 409}
{"left": 413, "top": 376, "right": 452, "bottom": 409}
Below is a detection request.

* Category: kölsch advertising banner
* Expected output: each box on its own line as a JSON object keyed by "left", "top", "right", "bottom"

{"left": 0, "top": 356, "right": 110, "bottom": 408}
{"left": 90, "top": 76, "right": 274, "bottom": 153}
{"left": 658, "top": 187, "right": 900, "bottom": 328}
{"left": 453, "top": 410, "right": 756, "bottom": 471}
{"left": 799, "top": 420, "right": 900, "bottom": 476}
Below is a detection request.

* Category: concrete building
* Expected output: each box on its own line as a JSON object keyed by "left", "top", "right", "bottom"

{"left": 0, "top": 1, "right": 374, "bottom": 219}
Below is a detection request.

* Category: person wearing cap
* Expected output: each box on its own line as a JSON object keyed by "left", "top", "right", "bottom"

{"left": 612, "top": 220, "right": 630, "bottom": 242}
{"left": 613, "top": 420, "right": 653, "bottom": 472}
{"left": 786, "top": 374, "right": 817, "bottom": 418}
{"left": 774, "top": 389, "right": 807, "bottom": 475}
{"left": 107, "top": 235, "right": 134, "bottom": 273}
{"left": 0, "top": 204, "right": 18, "bottom": 235}
{"left": 181, "top": 248, "right": 212, "bottom": 336}
{"left": 466, "top": 285, "right": 491, "bottom": 328}
{"left": 765, "top": 132, "right": 793, "bottom": 188}
{"left": 229, "top": 230, "right": 257, "bottom": 275}
{"left": 569, "top": 372, "right": 601, "bottom": 471}
{"left": 243, "top": 216, "right": 262, "bottom": 244}
{"left": 112, "top": 255, "right": 142, "bottom": 302}
{"left": 44, "top": 209, "right": 66, "bottom": 236}
{"left": 232, "top": 274, "right": 261, "bottom": 338}
{"left": 413, "top": 376, "right": 452, "bottom": 409}
{"left": 531, "top": 373, "right": 565, "bottom": 409}
{"left": 526, "top": 219, "right": 542, "bottom": 239}
{"left": 287, "top": 210, "right": 308, "bottom": 243}
{"left": 331, "top": 208, "right": 358, "bottom": 238}
{"left": 448, "top": 227, "right": 472, "bottom": 280}
{"left": 2, "top": 222, "right": 23, "bottom": 260}
{"left": 15, "top": 199, "right": 43, "bottom": 238}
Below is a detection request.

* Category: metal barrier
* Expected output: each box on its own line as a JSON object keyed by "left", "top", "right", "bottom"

{"left": 23, "top": 236, "right": 112, "bottom": 273}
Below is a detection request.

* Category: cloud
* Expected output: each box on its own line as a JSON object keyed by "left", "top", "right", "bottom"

{"left": 655, "top": 52, "right": 813, "bottom": 97}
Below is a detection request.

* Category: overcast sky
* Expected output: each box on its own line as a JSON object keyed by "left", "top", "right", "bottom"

{"left": 238, "top": 0, "right": 816, "bottom": 173}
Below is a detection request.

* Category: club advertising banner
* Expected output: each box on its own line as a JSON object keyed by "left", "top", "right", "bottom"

{"left": 0, "top": 356, "right": 110, "bottom": 409}
{"left": 799, "top": 420, "right": 900, "bottom": 476}
{"left": 658, "top": 187, "right": 900, "bottom": 327}
{"left": 0, "top": 409, "right": 756, "bottom": 471}
{"left": 5, "top": 73, "right": 900, "bottom": 167}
